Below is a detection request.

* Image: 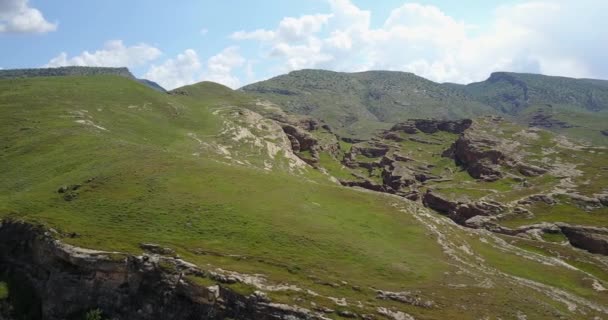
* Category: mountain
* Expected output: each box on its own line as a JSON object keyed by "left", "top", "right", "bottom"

{"left": 241, "top": 69, "right": 496, "bottom": 139}
{"left": 0, "top": 66, "right": 135, "bottom": 79}
{"left": 0, "top": 69, "right": 608, "bottom": 320}
{"left": 136, "top": 78, "right": 166, "bottom": 93}
{"left": 462, "top": 72, "right": 608, "bottom": 144}
{"left": 242, "top": 69, "right": 608, "bottom": 144}
{"left": 464, "top": 72, "right": 608, "bottom": 114}
{"left": 0, "top": 66, "right": 166, "bottom": 92}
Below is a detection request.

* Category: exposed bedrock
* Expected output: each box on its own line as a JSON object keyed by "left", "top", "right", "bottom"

{"left": 388, "top": 119, "right": 472, "bottom": 135}
{"left": 0, "top": 220, "right": 327, "bottom": 320}
{"left": 557, "top": 223, "right": 608, "bottom": 255}
{"left": 422, "top": 190, "right": 505, "bottom": 225}
{"left": 443, "top": 133, "right": 505, "bottom": 181}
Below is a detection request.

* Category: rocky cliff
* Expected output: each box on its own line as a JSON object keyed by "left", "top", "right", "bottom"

{"left": 0, "top": 220, "right": 327, "bottom": 320}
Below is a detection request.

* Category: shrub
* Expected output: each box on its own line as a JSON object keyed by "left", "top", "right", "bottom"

{"left": 84, "top": 309, "right": 104, "bottom": 320}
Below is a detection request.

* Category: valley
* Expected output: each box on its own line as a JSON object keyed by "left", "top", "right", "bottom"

{"left": 0, "top": 68, "right": 607, "bottom": 320}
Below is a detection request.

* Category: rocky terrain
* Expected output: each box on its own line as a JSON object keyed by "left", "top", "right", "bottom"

{"left": 298, "top": 115, "right": 608, "bottom": 258}
{"left": 1, "top": 69, "right": 608, "bottom": 319}
{"left": 243, "top": 69, "right": 608, "bottom": 144}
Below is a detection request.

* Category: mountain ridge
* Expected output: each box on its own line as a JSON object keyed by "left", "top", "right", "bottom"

{"left": 1, "top": 71, "right": 608, "bottom": 319}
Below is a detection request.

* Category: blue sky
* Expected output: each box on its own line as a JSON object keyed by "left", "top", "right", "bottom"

{"left": 1, "top": 0, "right": 607, "bottom": 89}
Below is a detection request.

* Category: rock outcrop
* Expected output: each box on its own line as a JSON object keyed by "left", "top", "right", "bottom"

{"left": 529, "top": 109, "right": 575, "bottom": 129}
{"left": 443, "top": 133, "right": 505, "bottom": 181}
{"left": 557, "top": 223, "right": 608, "bottom": 255}
{"left": 422, "top": 191, "right": 505, "bottom": 225}
{"left": 388, "top": 119, "right": 472, "bottom": 135}
{"left": 0, "top": 220, "right": 328, "bottom": 320}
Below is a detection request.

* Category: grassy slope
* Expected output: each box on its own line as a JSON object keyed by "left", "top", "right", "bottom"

{"left": 464, "top": 72, "right": 608, "bottom": 144}
{"left": 241, "top": 69, "right": 494, "bottom": 139}
{"left": 1, "top": 76, "right": 607, "bottom": 319}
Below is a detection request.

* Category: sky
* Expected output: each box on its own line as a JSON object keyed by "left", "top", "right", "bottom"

{"left": 1, "top": 0, "right": 607, "bottom": 90}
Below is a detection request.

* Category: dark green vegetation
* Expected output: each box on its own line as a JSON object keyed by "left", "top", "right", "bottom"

{"left": 1, "top": 71, "right": 608, "bottom": 319}
{"left": 0, "top": 66, "right": 166, "bottom": 93}
{"left": 464, "top": 72, "right": 608, "bottom": 143}
{"left": 0, "top": 282, "right": 7, "bottom": 300}
{"left": 0, "top": 66, "right": 134, "bottom": 79}
{"left": 241, "top": 69, "right": 494, "bottom": 139}
{"left": 243, "top": 70, "right": 608, "bottom": 144}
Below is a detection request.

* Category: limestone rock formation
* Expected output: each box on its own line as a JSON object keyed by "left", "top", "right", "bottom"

{"left": 557, "top": 223, "right": 608, "bottom": 255}
{"left": 444, "top": 133, "right": 505, "bottom": 181}
{"left": 0, "top": 220, "right": 329, "bottom": 320}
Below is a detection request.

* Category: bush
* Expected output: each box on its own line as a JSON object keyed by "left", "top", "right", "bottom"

{"left": 0, "top": 282, "right": 8, "bottom": 300}
{"left": 84, "top": 309, "right": 104, "bottom": 320}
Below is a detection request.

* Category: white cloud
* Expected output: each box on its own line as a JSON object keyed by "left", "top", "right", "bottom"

{"left": 231, "top": 29, "right": 275, "bottom": 41}
{"left": 0, "top": 0, "right": 56, "bottom": 34}
{"left": 231, "top": 0, "right": 608, "bottom": 84}
{"left": 203, "top": 46, "right": 246, "bottom": 89}
{"left": 143, "top": 47, "right": 246, "bottom": 90}
{"left": 200, "top": 28, "right": 208, "bottom": 35}
{"left": 45, "top": 40, "right": 162, "bottom": 68}
{"left": 144, "top": 49, "right": 202, "bottom": 90}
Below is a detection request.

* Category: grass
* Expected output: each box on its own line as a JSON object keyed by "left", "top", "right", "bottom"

{"left": 0, "top": 282, "right": 8, "bottom": 300}
{"left": 501, "top": 201, "right": 608, "bottom": 228}
{"left": 2, "top": 75, "right": 608, "bottom": 319}
{"left": 0, "top": 75, "right": 447, "bottom": 302}
{"left": 241, "top": 69, "right": 494, "bottom": 140}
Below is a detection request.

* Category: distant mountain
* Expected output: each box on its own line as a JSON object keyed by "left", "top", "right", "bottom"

{"left": 241, "top": 69, "right": 495, "bottom": 139}
{"left": 0, "top": 66, "right": 135, "bottom": 79}
{"left": 0, "top": 66, "right": 166, "bottom": 92}
{"left": 242, "top": 69, "right": 608, "bottom": 143}
{"left": 136, "top": 78, "right": 166, "bottom": 93}
{"left": 463, "top": 72, "right": 608, "bottom": 114}
{"left": 2, "top": 67, "right": 608, "bottom": 320}
{"left": 461, "top": 72, "right": 608, "bottom": 143}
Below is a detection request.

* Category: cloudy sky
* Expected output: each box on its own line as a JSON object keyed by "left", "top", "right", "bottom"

{"left": 1, "top": 0, "right": 606, "bottom": 89}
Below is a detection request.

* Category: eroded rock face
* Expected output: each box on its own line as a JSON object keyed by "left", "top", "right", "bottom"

{"left": 529, "top": 109, "right": 575, "bottom": 129}
{"left": 444, "top": 133, "right": 505, "bottom": 181}
{"left": 388, "top": 119, "right": 472, "bottom": 135}
{"left": 0, "top": 220, "right": 326, "bottom": 320}
{"left": 557, "top": 223, "right": 608, "bottom": 255}
{"left": 422, "top": 191, "right": 505, "bottom": 224}
{"left": 422, "top": 191, "right": 459, "bottom": 214}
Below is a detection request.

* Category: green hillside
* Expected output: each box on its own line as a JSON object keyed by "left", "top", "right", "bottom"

{"left": 243, "top": 70, "right": 608, "bottom": 144}
{"left": 241, "top": 69, "right": 495, "bottom": 139}
{"left": 2, "top": 74, "right": 608, "bottom": 319}
{"left": 463, "top": 72, "right": 608, "bottom": 144}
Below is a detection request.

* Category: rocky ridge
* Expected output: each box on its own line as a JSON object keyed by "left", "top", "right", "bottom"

{"left": 314, "top": 116, "right": 608, "bottom": 256}
{"left": 0, "top": 220, "right": 332, "bottom": 320}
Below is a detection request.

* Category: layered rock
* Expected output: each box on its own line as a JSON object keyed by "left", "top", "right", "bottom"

{"left": 443, "top": 133, "right": 505, "bottom": 181}
{"left": 422, "top": 191, "right": 505, "bottom": 225}
{"left": 387, "top": 119, "right": 472, "bottom": 135}
{"left": 529, "top": 109, "right": 575, "bottom": 129}
{"left": 0, "top": 220, "right": 327, "bottom": 320}
{"left": 557, "top": 223, "right": 608, "bottom": 255}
